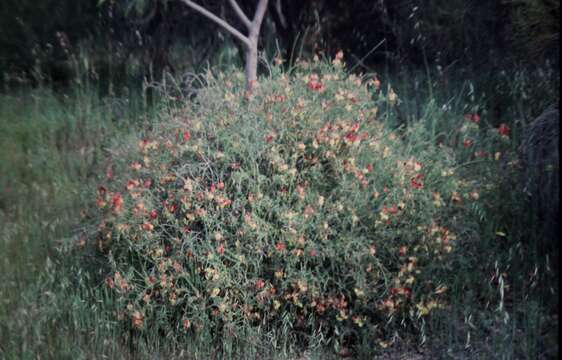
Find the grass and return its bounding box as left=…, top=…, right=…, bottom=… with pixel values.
left=0, top=59, right=558, bottom=359
left=0, top=88, right=146, bottom=357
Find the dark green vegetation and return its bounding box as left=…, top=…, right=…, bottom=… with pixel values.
left=0, top=0, right=559, bottom=359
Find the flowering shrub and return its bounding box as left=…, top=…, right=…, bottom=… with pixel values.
left=91, top=58, right=474, bottom=350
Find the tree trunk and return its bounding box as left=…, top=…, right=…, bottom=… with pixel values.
left=244, top=35, right=259, bottom=94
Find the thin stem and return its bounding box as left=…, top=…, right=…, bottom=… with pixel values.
left=179, top=0, right=250, bottom=48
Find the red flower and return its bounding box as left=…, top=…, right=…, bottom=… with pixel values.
left=106, top=167, right=114, bottom=180
left=149, top=209, right=158, bottom=219
left=498, top=123, right=510, bottom=137
left=307, top=74, right=324, bottom=92
left=182, top=130, right=191, bottom=141
left=463, top=138, right=473, bottom=148
left=96, top=197, right=107, bottom=208
left=399, top=246, right=408, bottom=256
left=464, top=113, right=480, bottom=124
left=216, top=244, right=225, bottom=255
left=390, top=287, right=412, bottom=298
left=410, top=173, right=424, bottom=190
left=308, top=81, right=324, bottom=91
left=366, top=164, right=374, bottom=173
left=344, top=132, right=359, bottom=143
left=126, top=179, right=139, bottom=191
left=350, top=122, right=360, bottom=133
left=255, top=279, right=266, bottom=290
left=143, top=178, right=152, bottom=188
left=265, top=134, right=275, bottom=143
left=275, top=242, right=286, bottom=252
left=112, top=193, right=124, bottom=213
left=216, top=197, right=232, bottom=208
left=383, top=205, right=398, bottom=214
left=97, top=186, right=107, bottom=197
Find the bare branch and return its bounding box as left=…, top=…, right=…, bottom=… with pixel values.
left=179, top=0, right=250, bottom=48
left=228, top=0, right=252, bottom=29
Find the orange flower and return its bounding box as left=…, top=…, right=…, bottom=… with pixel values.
left=114, top=272, right=128, bottom=291
left=304, top=205, right=315, bottom=218
left=131, top=311, right=144, bottom=329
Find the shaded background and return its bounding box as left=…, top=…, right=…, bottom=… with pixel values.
left=1, top=0, right=559, bottom=85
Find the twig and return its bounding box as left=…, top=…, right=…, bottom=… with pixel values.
left=348, top=38, right=386, bottom=73
left=179, top=0, right=250, bottom=48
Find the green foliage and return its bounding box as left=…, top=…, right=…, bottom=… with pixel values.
left=510, top=0, right=560, bottom=62
left=89, top=58, right=488, bottom=353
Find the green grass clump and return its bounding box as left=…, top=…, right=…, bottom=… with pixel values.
left=87, top=58, right=489, bottom=355
left=0, top=88, right=146, bottom=358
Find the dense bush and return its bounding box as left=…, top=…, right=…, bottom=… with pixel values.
left=91, top=57, right=487, bottom=352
